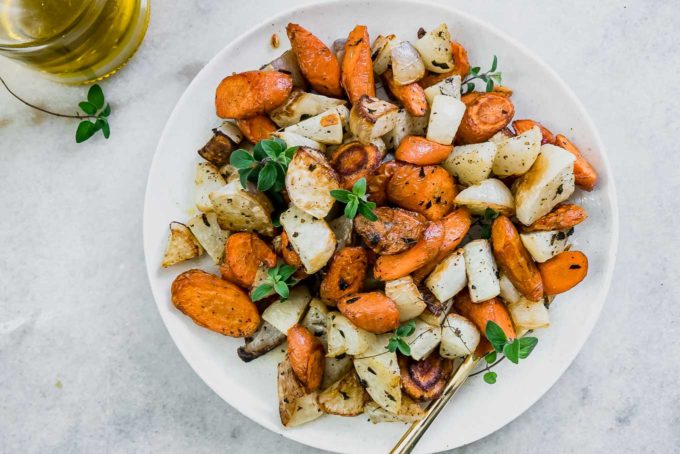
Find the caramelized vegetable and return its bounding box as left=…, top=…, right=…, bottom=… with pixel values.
left=387, top=164, right=457, bottom=220
left=456, top=92, right=515, bottom=144
left=554, top=134, right=598, bottom=191
left=236, top=115, right=277, bottom=143
left=215, top=70, right=293, bottom=119
left=220, top=232, right=277, bottom=287
left=417, top=41, right=470, bottom=88
left=329, top=141, right=383, bottom=189
left=320, top=247, right=368, bottom=305
left=524, top=203, right=588, bottom=232
left=512, top=119, right=555, bottom=145
left=337, top=292, right=400, bottom=333
left=280, top=230, right=305, bottom=274
left=382, top=69, right=428, bottom=117
left=538, top=251, right=588, bottom=295
left=395, top=135, right=452, bottom=165
left=172, top=269, right=260, bottom=337
left=354, top=206, right=427, bottom=255
left=286, top=23, right=343, bottom=97
left=491, top=216, right=543, bottom=301
left=287, top=324, right=325, bottom=391
left=342, top=25, right=375, bottom=104
left=454, top=291, right=516, bottom=341
left=366, top=160, right=401, bottom=205
left=412, top=208, right=472, bottom=283
left=399, top=353, right=453, bottom=401
left=374, top=221, right=444, bottom=281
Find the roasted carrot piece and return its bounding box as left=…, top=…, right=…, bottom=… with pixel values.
left=491, top=216, right=544, bottom=301
left=280, top=231, right=303, bottom=268
left=417, top=41, right=471, bottom=88
left=454, top=291, right=516, bottom=341
left=171, top=269, right=260, bottom=337
left=354, top=206, right=427, bottom=255
left=554, top=134, right=598, bottom=191
left=399, top=353, right=453, bottom=401
left=395, top=135, right=452, bottom=165
left=236, top=115, right=277, bottom=143
left=374, top=221, right=443, bottom=281
left=337, top=291, right=400, bottom=334
left=366, top=160, right=401, bottom=205
left=320, top=247, right=368, bottom=306
left=386, top=164, right=457, bottom=220
left=220, top=232, right=276, bottom=288
left=215, top=70, right=293, bottom=119
left=512, top=119, right=556, bottom=144
left=342, top=25, right=375, bottom=104
left=538, top=251, right=588, bottom=295
left=329, top=141, right=383, bottom=190
left=287, top=324, right=325, bottom=391
left=456, top=92, right=515, bottom=144
left=286, top=23, right=343, bottom=97
left=524, top=203, right=588, bottom=232
left=382, top=69, right=428, bottom=117
left=412, top=208, right=471, bottom=283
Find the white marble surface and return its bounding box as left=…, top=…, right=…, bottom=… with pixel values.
left=1, top=0, right=678, bottom=452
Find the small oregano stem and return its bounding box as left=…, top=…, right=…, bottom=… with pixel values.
left=0, top=75, right=97, bottom=120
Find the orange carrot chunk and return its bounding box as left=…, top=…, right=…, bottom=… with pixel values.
left=538, top=251, right=588, bottom=295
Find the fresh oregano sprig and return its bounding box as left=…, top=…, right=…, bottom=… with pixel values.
left=481, top=321, right=538, bottom=384
left=462, top=55, right=502, bottom=95
left=0, top=77, right=111, bottom=143
left=230, top=138, right=298, bottom=192
left=251, top=263, right=298, bottom=301
left=387, top=320, right=416, bottom=356
left=330, top=178, right=378, bottom=221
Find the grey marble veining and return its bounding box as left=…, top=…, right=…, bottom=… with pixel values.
left=1, top=0, right=678, bottom=452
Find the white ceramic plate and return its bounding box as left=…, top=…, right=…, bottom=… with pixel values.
left=143, top=1, right=618, bottom=452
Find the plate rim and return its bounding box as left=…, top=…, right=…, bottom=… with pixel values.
left=142, top=0, right=620, bottom=451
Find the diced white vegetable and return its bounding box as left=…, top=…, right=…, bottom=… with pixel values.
left=514, top=144, right=576, bottom=225
left=424, top=75, right=462, bottom=105
left=349, top=96, right=399, bottom=144
left=492, top=126, right=542, bottom=176
left=301, top=298, right=329, bottom=345
left=454, top=178, right=515, bottom=215
left=520, top=230, right=570, bottom=263
left=280, top=206, right=336, bottom=274
left=328, top=215, right=353, bottom=251
left=322, top=355, right=354, bottom=389
left=440, top=313, right=480, bottom=359
left=508, top=297, right=550, bottom=331
left=384, top=276, right=427, bottom=322
left=318, top=371, right=367, bottom=416
left=270, top=90, right=345, bottom=127
left=261, top=286, right=312, bottom=334
left=371, top=34, right=398, bottom=75
left=195, top=162, right=226, bottom=212
left=463, top=239, right=500, bottom=302
left=442, top=141, right=497, bottom=186
left=277, top=355, right=323, bottom=427
left=336, top=104, right=350, bottom=130
left=401, top=319, right=441, bottom=361
left=186, top=212, right=229, bottom=264
left=285, top=147, right=339, bottom=218
left=498, top=272, right=522, bottom=304
left=418, top=295, right=454, bottom=326
left=354, top=334, right=401, bottom=413
left=413, top=23, right=455, bottom=73
left=425, top=249, right=467, bottom=303
left=365, top=395, right=424, bottom=423
left=426, top=94, right=465, bottom=145
left=326, top=312, right=376, bottom=357
left=390, top=41, right=425, bottom=85
left=215, top=120, right=244, bottom=144
left=161, top=222, right=203, bottom=267
left=382, top=109, right=429, bottom=150
left=273, top=131, right=325, bottom=152
left=284, top=107, right=344, bottom=144
left=209, top=180, right=274, bottom=236
left=263, top=50, right=308, bottom=90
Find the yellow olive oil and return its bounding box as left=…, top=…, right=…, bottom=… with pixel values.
left=0, top=0, right=150, bottom=83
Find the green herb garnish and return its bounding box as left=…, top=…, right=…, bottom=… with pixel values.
left=462, top=55, right=502, bottom=94
left=330, top=178, right=378, bottom=221
left=251, top=263, right=298, bottom=301
left=481, top=321, right=538, bottom=384
left=387, top=320, right=416, bottom=356
left=479, top=207, right=500, bottom=239
left=230, top=138, right=298, bottom=192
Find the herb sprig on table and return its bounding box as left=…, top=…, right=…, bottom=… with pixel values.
left=0, top=77, right=112, bottom=143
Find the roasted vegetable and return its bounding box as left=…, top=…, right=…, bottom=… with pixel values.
left=387, top=164, right=457, bottom=220
left=366, top=160, right=401, bottom=205
left=198, top=128, right=236, bottom=167
left=215, top=70, right=293, bottom=119
left=186, top=212, right=229, bottom=265
left=507, top=297, right=550, bottom=331
left=374, top=221, right=443, bottom=281
left=382, top=69, right=428, bottom=117
left=441, top=141, right=496, bottom=186
left=285, top=147, right=340, bottom=218
left=220, top=232, right=276, bottom=287
left=317, top=371, right=368, bottom=416
left=288, top=324, right=325, bottom=391
left=277, top=355, right=323, bottom=427
left=390, top=41, right=426, bottom=85
left=440, top=313, right=480, bottom=359
left=329, top=141, right=383, bottom=189
left=455, top=178, right=515, bottom=216
left=512, top=119, right=556, bottom=145
left=520, top=230, right=570, bottom=263
left=426, top=94, right=466, bottom=145
left=195, top=162, right=226, bottom=213
left=342, top=25, right=375, bottom=104
left=425, top=249, right=467, bottom=303
left=365, top=395, right=425, bottom=423
left=492, top=125, right=542, bottom=177
left=235, top=115, right=277, bottom=143
left=162, top=222, right=203, bottom=267
left=320, top=247, right=368, bottom=305
left=261, top=49, right=308, bottom=90
left=453, top=291, right=516, bottom=342
left=270, top=89, right=346, bottom=127
left=463, top=239, right=501, bottom=302
left=538, top=251, right=588, bottom=295
left=370, top=34, right=397, bottom=76
left=326, top=312, right=376, bottom=357
left=402, top=318, right=442, bottom=360
left=423, top=74, right=461, bottom=105
left=413, top=23, right=455, bottom=73
left=394, top=135, right=452, bottom=165
left=354, top=334, right=401, bottom=413
left=261, top=286, right=313, bottom=333
left=286, top=23, right=343, bottom=97
left=209, top=179, right=274, bottom=236
left=349, top=96, right=399, bottom=144
left=456, top=92, right=515, bottom=144
left=280, top=206, right=337, bottom=274
left=237, top=321, right=286, bottom=362
left=284, top=107, right=345, bottom=144
left=524, top=203, right=587, bottom=232
left=399, top=352, right=453, bottom=401
left=354, top=206, right=426, bottom=255
left=338, top=292, right=400, bottom=334
left=384, top=276, right=427, bottom=321
left=171, top=270, right=260, bottom=337
left=554, top=134, right=598, bottom=191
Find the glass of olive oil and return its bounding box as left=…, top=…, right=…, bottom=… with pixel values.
left=0, top=0, right=150, bottom=84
